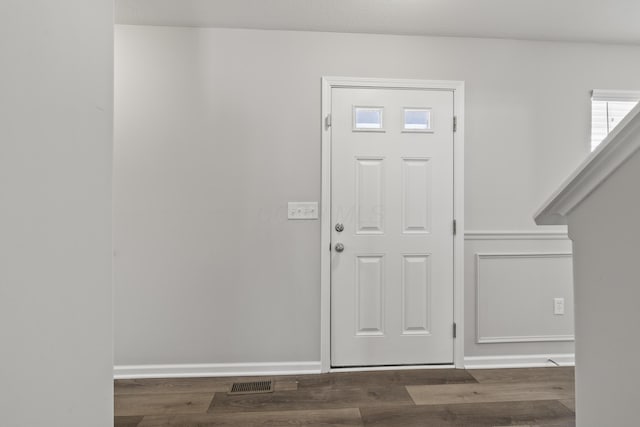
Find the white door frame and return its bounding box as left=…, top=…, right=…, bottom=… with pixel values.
left=320, top=76, right=465, bottom=372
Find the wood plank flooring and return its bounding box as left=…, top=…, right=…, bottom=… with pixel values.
left=115, top=367, right=575, bottom=426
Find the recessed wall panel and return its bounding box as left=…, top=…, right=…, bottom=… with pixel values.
left=402, top=158, right=431, bottom=234
left=356, top=158, right=384, bottom=234
left=356, top=255, right=384, bottom=336
left=476, top=253, right=574, bottom=343
left=402, top=255, right=431, bottom=335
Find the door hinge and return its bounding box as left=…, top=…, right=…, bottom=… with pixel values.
left=453, top=219, right=457, bottom=235
left=325, top=114, right=332, bottom=129
left=453, top=322, right=457, bottom=338
left=453, top=116, right=457, bottom=133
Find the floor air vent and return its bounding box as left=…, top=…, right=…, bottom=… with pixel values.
left=228, top=380, right=274, bottom=395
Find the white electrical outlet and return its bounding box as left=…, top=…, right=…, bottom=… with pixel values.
left=554, top=298, right=565, bottom=315
left=287, top=202, right=319, bottom=220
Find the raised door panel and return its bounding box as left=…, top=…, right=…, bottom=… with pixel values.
left=356, top=158, right=385, bottom=234
left=402, top=158, right=432, bottom=234
left=402, top=255, right=431, bottom=335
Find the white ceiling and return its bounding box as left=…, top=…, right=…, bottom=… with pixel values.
left=115, top=0, right=640, bottom=45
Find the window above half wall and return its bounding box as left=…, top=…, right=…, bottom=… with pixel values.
left=591, top=89, right=640, bottom=151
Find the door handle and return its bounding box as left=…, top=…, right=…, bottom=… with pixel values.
left=334, top=243, right=345, bottom=253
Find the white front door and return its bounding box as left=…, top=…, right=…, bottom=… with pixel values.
left=330, top=87, right=455, bottom=367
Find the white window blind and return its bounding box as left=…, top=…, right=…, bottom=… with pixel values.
left=591, top=90, right=640, bottom=151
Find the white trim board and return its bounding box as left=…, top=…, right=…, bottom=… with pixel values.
left=464, top=354, right=575, bottom=369
left=113, top=361, right=321, bottom=380
left=464, top=230, right=569, bottom=240
left=320, top=76, right=465, bottom=372
left=592, top=89, right=640, bottom=102
left=477, top=334, right=575, bottom=344
left=331, top=364, right=455, bottom=373
left=535, top=100, right=640, bottom=225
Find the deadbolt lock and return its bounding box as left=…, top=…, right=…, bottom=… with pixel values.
left=335, top=223, right=344, bottom=232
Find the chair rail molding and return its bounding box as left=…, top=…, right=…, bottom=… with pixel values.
left=464, top=230, right=569, bottom=240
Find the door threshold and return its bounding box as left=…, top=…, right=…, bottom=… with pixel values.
left=329, top=364, right=456, bottom=373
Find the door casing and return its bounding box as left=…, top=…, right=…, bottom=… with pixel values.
left=320, top=77, right=465, bottom=372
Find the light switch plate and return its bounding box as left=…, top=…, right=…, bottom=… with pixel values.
left=288, top=202, right=319, bottom=220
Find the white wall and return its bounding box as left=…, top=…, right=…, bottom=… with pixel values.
left=0, top=2, right=113, bottom=426
left=114, top=25, right=640, bottom=370
left=569, top=148, right=640, bottom=427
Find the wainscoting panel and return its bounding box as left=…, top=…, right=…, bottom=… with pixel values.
left=476, top=252, right=574, bottom=344
left=463, top=231, right=575, bottom=364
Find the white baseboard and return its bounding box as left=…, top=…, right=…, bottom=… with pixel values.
left=113, top=361, right=322, bottom=379
left=114, top=355, right=574, bottom=379
left=464, top=354, right=575, bottom=369
left=331, top=364, right=455, bottom=373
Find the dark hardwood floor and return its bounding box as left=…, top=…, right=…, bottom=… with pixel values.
left=115, top=367, right=575, bottom=426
